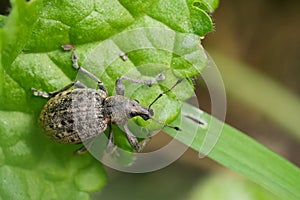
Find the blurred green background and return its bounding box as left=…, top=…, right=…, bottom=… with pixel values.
left=1, top=0, right=299, bottom=199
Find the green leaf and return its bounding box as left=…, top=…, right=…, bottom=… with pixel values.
left=0, top=0, right=215, bottom=199
left=0, top=111, right=107, bottom=200
left=192, top=0, right=219, bottom=13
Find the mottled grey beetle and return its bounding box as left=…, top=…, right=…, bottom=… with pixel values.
left=32, top=45, right=182, bottom=154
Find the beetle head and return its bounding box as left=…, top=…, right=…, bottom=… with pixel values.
left=128, top=99, right=154, bottom=120
left=104, top=96, right=153, bottom=125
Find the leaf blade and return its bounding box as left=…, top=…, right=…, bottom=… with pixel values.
left=166, top=103, right=300, bottom=200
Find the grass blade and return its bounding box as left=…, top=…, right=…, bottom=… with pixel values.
left=166, top=103, right=300, bottom=200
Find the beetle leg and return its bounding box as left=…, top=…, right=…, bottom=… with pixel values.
left=31, top=81, right=82, bottom=98
left=31, top=88, right=52, bottom=98
left=74, top=81, right=87, bottom=88
left=106, top=124, right=117, bottom=153
left=115, top=71, right=166, bottom=96
left=74, top=145, right=88, bottom=155
left=74, top=139, right=94, bottom=154
left=123, top=124, right=141, bottom=151
left=76, top=65, right=107, bottom=93
left=63, top=45, right=108, bottom=94
left=138, top=137, right=151, bottom=152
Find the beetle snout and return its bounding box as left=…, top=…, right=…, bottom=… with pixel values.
left=130, top=104, right=154, bottom=121
left=139, top=108, right=153, bottom=120
left=148, top=108, right=154, bottom=116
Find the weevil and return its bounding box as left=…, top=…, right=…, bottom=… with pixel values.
left=32, top=45, right=182, bottom=154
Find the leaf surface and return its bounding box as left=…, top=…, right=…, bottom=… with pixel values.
left=0, top=0, right=216, bottom=199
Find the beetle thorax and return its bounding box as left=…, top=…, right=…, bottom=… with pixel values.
left=104, top=95, right=154, bottom=125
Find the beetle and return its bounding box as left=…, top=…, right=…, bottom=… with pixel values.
left=31, top=45, right=182, bottom=154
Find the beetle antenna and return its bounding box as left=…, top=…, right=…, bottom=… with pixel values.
left=150, top=117, right=181, bottom=131
left=148, top=78, right=184, bottom=109
left=147, top=78, right=184, bottom=131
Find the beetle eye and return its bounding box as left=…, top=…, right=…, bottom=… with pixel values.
left=133, top=99, right=139, bottom=103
